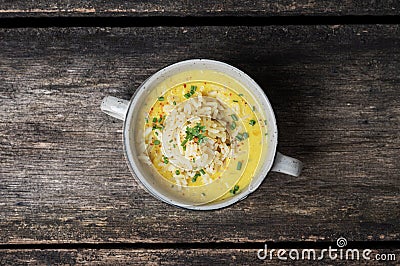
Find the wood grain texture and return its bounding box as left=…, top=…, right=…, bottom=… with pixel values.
left=0, top=25, right=399, bottom=244
left=0, top=249, right=399, bottom=265
left=0, top=0, right=399, bottom=17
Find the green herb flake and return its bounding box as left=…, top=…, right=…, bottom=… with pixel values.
left=238, top=93, right=244, bottom=97
left=158, top=96, right=165, bottom=101
left=252, top=106, right=256, bottom=111
left=154, top=140, right=160, bottom=145
left=192, top=172, right=201, bottom=182
left=249, top=119, right=256, bottom=126
left=230, top=184, right=240, bottom=194
left=201, top=192, right=206, bottom=196
left=236, top=161, right=242, bottom=170
left=145, top=118, right=148, bottom=123
left=230, top=122, right=236, bottom=130
left=181, top=139, right=188, bottom=147
left=155, top=131, right=159, bottom=136
left=164, top=157, right=169, bottom=164
left=233, top=100, right=238, bottom=103
left=175, top=170, right=180, bottom=175
left=169, top=139, right=173, bottom=143
left=158, top=116, right=163, bottom=122
left=236, top=133, right=244, bottom=141
left=264, top=120, right=267, bottom=125
left=173, top=101, right=176, bottom=105
left=242, top=132, right=249, bottom=139
left=198, top=136, right=207, bottom=144
left=231, top=114, right=239, bottom=121
left=183, top=85, right=198, bottom=100
left=173, top=144, right=176, bottom=148
left=200, top=169, right=206, bottom=175
left=183, top=123, right=207, bottom=146
left=152, top=117, right=157, bottom=123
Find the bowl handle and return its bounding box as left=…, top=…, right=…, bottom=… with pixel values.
left=100, top=96, right=129, bottom=121
left=271, top=152, right=303, bottom=177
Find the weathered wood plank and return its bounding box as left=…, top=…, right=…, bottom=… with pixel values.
left=0, top=25, right=399, bottom=244
left=0, top=249, right=398, bottom=265
left=0, top=1, right=399, bottom=17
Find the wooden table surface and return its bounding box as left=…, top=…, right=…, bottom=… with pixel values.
left=0, top=2, right=399, bottom=265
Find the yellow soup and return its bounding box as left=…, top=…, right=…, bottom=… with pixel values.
left=137, top=69, right=268, bottom=203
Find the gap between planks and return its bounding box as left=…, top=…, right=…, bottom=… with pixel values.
left=0, top=15, right=399, bottom=28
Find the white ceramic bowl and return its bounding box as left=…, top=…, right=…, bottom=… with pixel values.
left=101, top=59, right=302, bottom=210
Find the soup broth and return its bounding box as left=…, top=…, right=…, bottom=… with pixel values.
left=135, top=70, right=268, bottom=203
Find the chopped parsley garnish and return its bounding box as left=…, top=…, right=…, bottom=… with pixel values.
left=163, top=156, right=169, bottom=164
left=152, top=117, right=157, bottom=123
left=181, top=123, right=207, bottom=149
left=236, top=133, right=244, bottom=141
left=175, top=170, right=180, bottom=175
left=158, top=96, right=165, bottom=101
left=192, top=172, right=201, bottom=182
left=264, top=120, right=267, bottom=125
left=231, top=114, right=238, bottom=121
left=198, top=136, right=207, bottom=144
left=200, top=169, right=206, bottom=175
left=158, top=116, right=163, bottom=122
left=145, top=118, right=148, bottom=123
left=155, top=131, right=158, bottom=136
left=249, top=119, right=256, bottom=126
left=152, top=124, right=163, bottom=131
left=238, top=93, right=244, bottom=96
left=236, top=161, right=242, bottom=170
left=230, top=122, right=236, bottom=130
left=236, top=132, right=249, bottom=141
left=230, top=185, right=240, bottom=194
left=233, top=100, right=238, bottom=103
left=173, top=101, right=176, bottom=105
left=181, top=139, right=188, bottom=147
left=183, top=85, right=197, bottom=99
left=154, top=140, right=160, bottom=145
